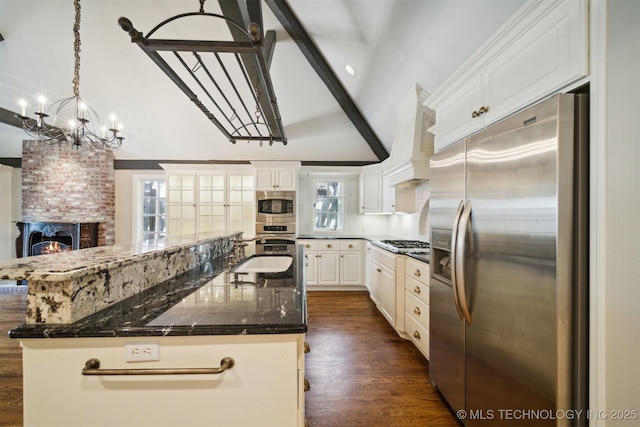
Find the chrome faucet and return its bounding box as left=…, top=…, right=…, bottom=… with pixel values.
left=232, top=234, right=279, bottom=258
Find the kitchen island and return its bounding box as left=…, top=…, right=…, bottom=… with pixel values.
left=6, top=236, right=308, bottom=427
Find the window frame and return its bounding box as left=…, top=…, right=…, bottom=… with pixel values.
left=313, top=179, right=344, bottom=232
left=132, top=175, right=167, bottom=245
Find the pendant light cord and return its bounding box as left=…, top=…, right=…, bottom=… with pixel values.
left=72, top=0, right=81, bottom=98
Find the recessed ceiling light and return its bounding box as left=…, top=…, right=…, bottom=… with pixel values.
left=345, top=64, right=356, bottom=77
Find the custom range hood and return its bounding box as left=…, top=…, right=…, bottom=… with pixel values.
left=383, top=84, right=435, bottom=186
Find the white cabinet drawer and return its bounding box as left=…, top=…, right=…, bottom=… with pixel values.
left=405, top=274, right=429, bottom=305
left=405, top=310, right=429, bottom=359
left=405, top=291, right=429, bottom=331
left=318, top=240, right=338, bottom=250
left=340, top=240, right=364, bottom=251
left=371, top=245, right=396, bottom=270
left=297, top=240, right=318, bottom=251
left=405, top=258, right=429, bottom=286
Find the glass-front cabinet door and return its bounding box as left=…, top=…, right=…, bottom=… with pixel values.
left=168, top=174, right=196, bottom=236
left=198, top=174, right=226, bottom=234
left=226, top=174, right=255, bottom=236
left=167, top=169, right=254, bottom=237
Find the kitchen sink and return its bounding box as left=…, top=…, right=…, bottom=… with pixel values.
left=232, top=254, right=293, bottom=273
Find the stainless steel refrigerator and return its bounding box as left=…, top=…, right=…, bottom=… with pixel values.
left=429, top=93, right=588, bottom=426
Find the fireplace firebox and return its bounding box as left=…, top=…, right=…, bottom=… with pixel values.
left=16, top=222, right=102, bottom=258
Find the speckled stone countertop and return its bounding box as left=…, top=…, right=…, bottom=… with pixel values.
left=298, top=235, right=430, bottom=263
left=0, top=232, right=242, bottom=324
left=9, top=244, right=307, bottom=339
left=0, top=232, right=237, bottom=281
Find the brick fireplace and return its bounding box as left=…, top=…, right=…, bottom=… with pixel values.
left=20, top=140, right=115, bottom=252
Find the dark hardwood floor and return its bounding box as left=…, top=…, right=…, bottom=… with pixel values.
left=0, top=291, right=26, bottom=427
left=305, top=291, right=459, bottom=427
left=0, top=290, right=459, bottom=427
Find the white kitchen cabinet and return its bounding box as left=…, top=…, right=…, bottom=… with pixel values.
left=369, top=245, right=397, bottom=325
left=365, top=241, right=373, bottom=291
left=252, top=161, right=300, bottom=191
left=359, top=163, right=394, bottom=214
left=298, top=239, right=364, bottom=288
left=428, top=0, right=588, bottom=151
left=359, top=164, right=382, bottom=213
left=339, top=240, right=364, bottom=286
left=404, top=257, right=430, bottom=359
left=299, top=240, right=337, bottom=286
left=432, top=75, right=484, bottom=151
left=21, top=334, right=306, bottom=427
left=164, top=166, right=255, bottom=237
left=317, top=249, right=340, bottom=285
left=302, top=243, right=318, bottom=284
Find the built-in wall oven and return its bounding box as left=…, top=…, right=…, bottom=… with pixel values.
left=255, top=236, right=296, bottom=253
left=255, top=191, right=296, bottom=253
left=256, top=191, right=295, bottom=224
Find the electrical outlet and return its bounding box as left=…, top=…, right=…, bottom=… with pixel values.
left=125, top=342, right=160, bottom=362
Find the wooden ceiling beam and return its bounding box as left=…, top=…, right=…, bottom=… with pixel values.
left=265, top=0, right=388, bottom=161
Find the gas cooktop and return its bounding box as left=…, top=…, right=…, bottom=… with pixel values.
left=376, top=239, right=430, bottom=254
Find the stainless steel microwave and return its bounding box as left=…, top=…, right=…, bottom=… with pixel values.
left=256, top=191, right=295, bottom=223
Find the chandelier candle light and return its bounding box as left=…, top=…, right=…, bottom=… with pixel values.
left=16, top=0, right=124, bottom=150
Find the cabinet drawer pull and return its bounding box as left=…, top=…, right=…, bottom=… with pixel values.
left=472, top=110, right=480, bottom=118
left=304, top=341, right=310, bottom=354
left=304, top=377, right=310, bottom=392
left=413, top=331, right=421, bottom=339
left=82, top=357, right=235, bottom=376
left=326, top=244, right=332, bottom=248
left=479, top=105, right=489, bottom=114
left=305, top=244, right=311, bottom=249
left=377, top=268, right=382, bottom=273
left=414, top=269, right=421, bottom=277
left=348, top=244, right=354, bottom=249
left=414, top=306, right=421, bottom=315
left=413, top=286, right=421, bottom=294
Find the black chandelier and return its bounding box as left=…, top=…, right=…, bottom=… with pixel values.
left=15, top=0, right=124, bottom=150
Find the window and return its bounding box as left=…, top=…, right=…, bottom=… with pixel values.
left=314, top=180, right=343, bottom=231
left=140, top=179, right=166, bottom=244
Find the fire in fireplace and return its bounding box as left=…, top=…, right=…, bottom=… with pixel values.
left=32, top=240, right=72, bottom=255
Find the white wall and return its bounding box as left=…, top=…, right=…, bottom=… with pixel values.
left=0, top=165, right=22, bottom=260
left=591, top=1, right=640, bottom=424
left=297, top=167, right=428, bottom=240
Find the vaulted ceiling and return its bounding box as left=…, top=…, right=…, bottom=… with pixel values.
left=0, top=0, right=525, bottom=165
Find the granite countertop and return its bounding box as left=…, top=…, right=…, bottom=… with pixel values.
left=296, top=236, right=430, bottom=263
left=296, top=235, right=394, bottom=241
left=0, top=231, right=238, bottom=281
left=406, top=253, right=430, bottom=264
left=9, top=244, right=307, bottom=339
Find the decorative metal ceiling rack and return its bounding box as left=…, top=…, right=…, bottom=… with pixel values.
left=118, top=0, right=286, bottom=146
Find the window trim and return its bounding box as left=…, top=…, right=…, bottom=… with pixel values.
left=313, top=178, right=344, bottom=232
left=132, top=175, right=167, bottom=244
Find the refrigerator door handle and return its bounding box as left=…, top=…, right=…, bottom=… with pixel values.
left=455, top=200, right=473, bottom=325
left=450, top=200, right=465, bottom=321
